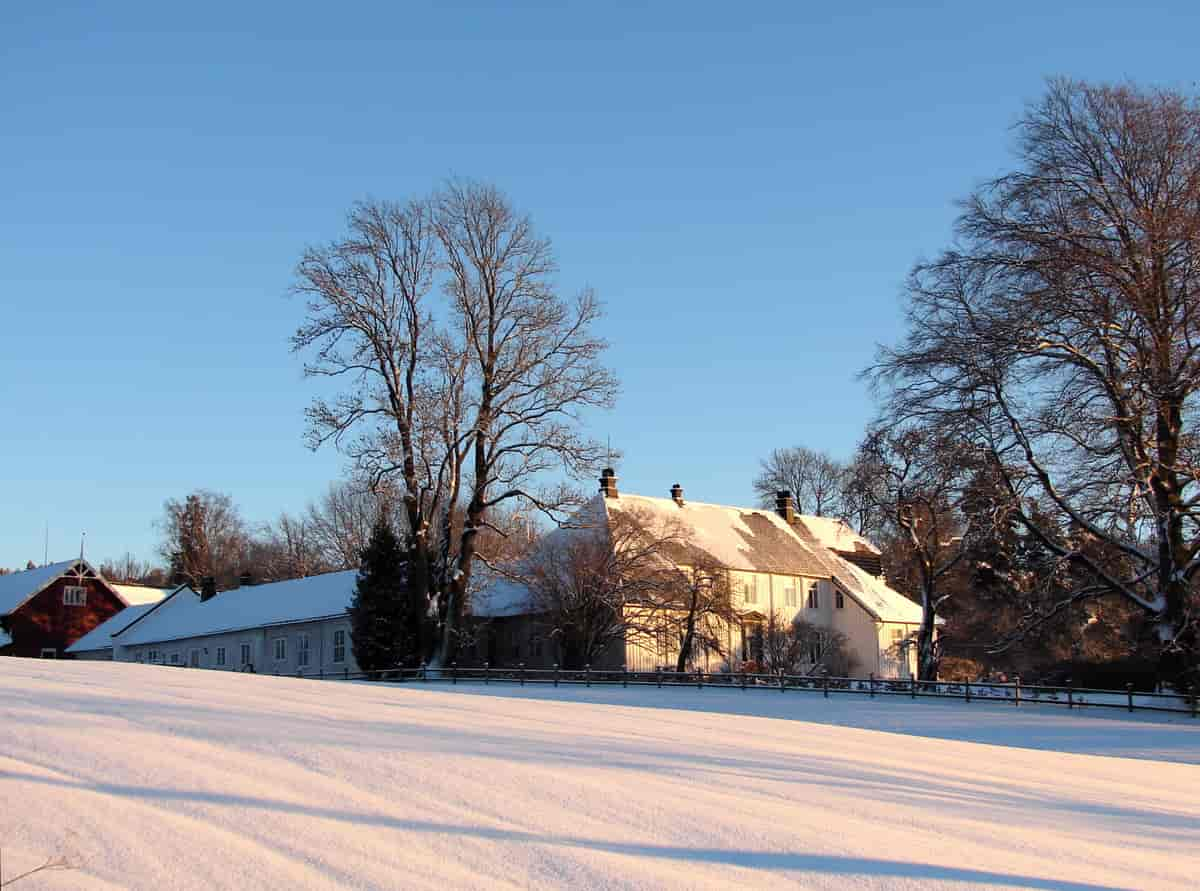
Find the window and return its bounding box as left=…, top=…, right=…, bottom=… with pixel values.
left=892, top=627, right=906, bottom=642
left=273, top=637, right=287, bottom=661
left=216, top=647, right=226, bottom=667
left=835, top=589, right=845, bottom=609
left=332, top=630, right=346, bottom=664
left=785, top=582, right=798, bottom=607
left=240, top=643, right=252, bottom=666
left=40, top=648, right=57, bottom=659
left=170, top=653, right=180, bottom=664
left=148, top=649, right=160, bottom=663
left=297, top=633, right=310, bottom=667
left=743, top=577, right=757, bottom=604
left=62, top=585, right=87, bottom=606
left=806, top=582, right=820, bottom=609
left=189, top=649, right=201, bottom=668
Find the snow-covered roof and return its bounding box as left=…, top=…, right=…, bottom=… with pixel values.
left=116, top=571, right=358, bottom=646
left=604, top=494, right=832, bottom=577
left=110, top=584, right=173, bottom=606
left=471, top=491, right=922, bottom=625
left=66, top=602, right=162, bottom=653
left=794, top=515, right=880, bottom=556
left=0, top=560, right=82, bottom=615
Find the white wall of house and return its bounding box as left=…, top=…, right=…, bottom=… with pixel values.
left=115, top=616, right=359, bottom=676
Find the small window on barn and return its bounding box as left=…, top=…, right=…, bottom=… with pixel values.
left=297, top=633, right=310, bottom=667
left=148, top=649, right=159, bottom=663
left=835, top=589, right=845, bottom=609
left=806, top=582, right=819, bottom=609
left=784, top=582, right=798, bottom=607
left=62, top=585, right=87, bottom=606
left=170, top=653, right=180, bottom=664
left=273, top=638, right=287, bottom=661
left=216, top=647, right=226, bottom=667
left=40, top=648, right=57, bottom=659
left=332, top=630, right=346, bottom=663
left=240, top=643, right=252, bottom=666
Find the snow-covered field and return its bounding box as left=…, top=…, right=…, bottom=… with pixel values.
left=1, top=660, right=1198, bottom=890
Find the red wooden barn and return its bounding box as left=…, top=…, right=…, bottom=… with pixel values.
left=0, top=559, right=131, bottom=659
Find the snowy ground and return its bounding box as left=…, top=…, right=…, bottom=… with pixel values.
left=1, top=660, right=1198, bottom=890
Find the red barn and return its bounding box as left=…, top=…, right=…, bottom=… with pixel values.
left=0, top=560, right=130, bottom=659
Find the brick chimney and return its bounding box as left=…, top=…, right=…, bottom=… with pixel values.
left=599, top=467, right=619, bottom=498
left=775, top=490, right=796, bottom=525
left=200, top=576, right=217, bottom=602
left=670, top=483, right=684, bottom=506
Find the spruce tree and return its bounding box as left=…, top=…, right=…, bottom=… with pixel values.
left=348, top=515, right=411, bottom=674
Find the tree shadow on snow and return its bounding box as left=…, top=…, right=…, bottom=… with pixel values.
left=2, top=769, right=1136, bottom=891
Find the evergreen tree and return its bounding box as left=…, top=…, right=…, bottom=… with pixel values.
left=348, top=515, right=412, bottom=674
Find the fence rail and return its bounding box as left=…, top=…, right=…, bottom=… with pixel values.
left=273, top=662, right=1199, bottom=718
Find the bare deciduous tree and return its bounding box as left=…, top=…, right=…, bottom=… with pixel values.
left=158, top=490, right=247, bottom=587
left=753, top=447, right=848, bottom=519
left=872, top=79, right=1200, bottom=689
left=293, top=181, right=618, bottom=663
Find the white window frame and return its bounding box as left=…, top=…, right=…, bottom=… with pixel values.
left=332, top=629, right=346, bottom=664
left=743, top=576, right=757, bottom=604
left=216, top=646, right=226, bottom=667
left=240, top=642, right=252, bottom=666
left=62, top=585, right=87, bottom=606
left=40, top=647, right=57, bottom=659
left=784, top=582, right=798, bottom=607
left=297, top=633, right=310, bottom=667
left=170, top=653, right=180, bottom=665
left=807, top=582, right=820, bottom=609
left=273, top=637, right=287, bottom=662
left=148, top=649, right=160, bottom=663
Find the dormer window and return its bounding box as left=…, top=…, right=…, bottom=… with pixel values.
left=62, top=585, right=87, bottom=606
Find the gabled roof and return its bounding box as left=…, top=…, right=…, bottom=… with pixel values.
left=66, top=602, right=162, bottom=653
left=110, top=584, right=174, bottom=606
left=0, top=560, right=97, bottom=616
left=603, top=494, right=832, bottom=577
left=115, top=571, right=358, bottom=647
left=472, top=491, right=922, bottom=624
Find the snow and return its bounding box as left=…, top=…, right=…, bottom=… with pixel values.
left=830, top=557, right=925, bottom=624
left=471, top=576, right=534, bottom=618
left=0, top=560, right=76, bottom=615
left=110, top=584, right=174, bottom=606
left=795, top=514, right=881, bottom=556
left=2, top=659, right=1198, bottom=890
left=116, top=571, right=357, bottom=647
left=66, top=603, right=162, bottom=654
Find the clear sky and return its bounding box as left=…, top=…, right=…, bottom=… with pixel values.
left=2, top=1, right=1198, bottom=570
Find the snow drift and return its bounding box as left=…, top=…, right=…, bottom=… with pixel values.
left=1, top=659, right=1197, bottom=889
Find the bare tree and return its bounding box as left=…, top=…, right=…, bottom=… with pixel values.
left=306, top=480, right=396, bottom=570
left=853, top=427, right=976, bottom=680
left=251, top=513, right=333, bottom=580
left=872, top=79, right=1200, bottom=690
left=99, top=552, right=158, bottom=584
left=158, top=490, right=247, bottom=587
left=293, top=182, right=618, bottom=663
left=753, top=447, right=848, bottom=518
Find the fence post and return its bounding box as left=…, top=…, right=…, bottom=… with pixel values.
left=964, top=679, right=971, bottom=703
left=779, top=671, right=785, bottom=693
left=697, top=667, right=703, bottom=690
left=656, top=669, right=662, bottom=689
left=869, top=672, right=875, bottom=698
left=452, top=662, right=457, bottom=685
left=520, top=663, right=526, bottom=686
left=622, top=665, right=628, bottom=688
left=343, top=666, right=348, bottom=680
left=1014, top=675, right=1021, bottom=707
left=586, top=664, right=591, bottom=688
left=1067, top=678, right=1073, bottom=709
left=1126, top=682, right=1134, bottom=713
left=740, top=670, right=747, bottom=691
left=484, top=662, right=490, bottom=685
left=554, top=663, right=559, bottom=688
left=1191, top=692, right=1198, bottom=719
left=823, top=674, right=829, bottom=698
left=910, top=675, right=916, bottom=699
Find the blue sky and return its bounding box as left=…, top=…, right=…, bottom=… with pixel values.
left=2, top=1, right=1197, bottom=569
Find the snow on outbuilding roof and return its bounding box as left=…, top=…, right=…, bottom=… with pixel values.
left=110, top=584, right=173, bottom=606
left=0, top=560, right=83, bottom=615
left=116, top=571, right=358, bottom=647
left=66, top=602, right=162, bottom=653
